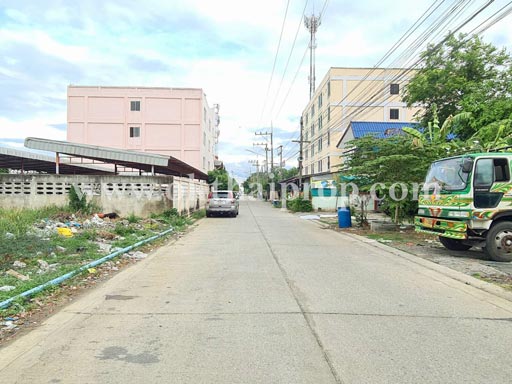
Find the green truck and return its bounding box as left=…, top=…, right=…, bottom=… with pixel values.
left=415, top=152, right=512, bottom=262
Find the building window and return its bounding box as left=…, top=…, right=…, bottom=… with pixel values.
left=318, top=115, right=322, bottom=131
left=327, top=131, right=330, bottom=146
left=318, top=93, right=322, bottom=109
left=311, top=163, right=315, bottom=174
left=204, top=107, right=207, bottom=122
left=305, top=114, right=308, bottom=125
left=208, top=161, right=210, bottom=170
left=328, top=106, right=331, bottom=122
left=318, top=160, right=322, bottom=173
left=311, top=104, right=315, bottom=118
left=311, top=144, right=315, bottom=157
left=203, top=156, right=206, bottom=168
left=318, top=138, right=322, bottom=152
left=390, top=83, right=399, bottom=95
left=328, top=81, right=331, bottom=97
left=305, top=131, right=309, bottom=141
left=311, top=123, right=315, bottom=136
left=390, top=108, right=399, bottom=120
left=129, top=127, right=140, bottom=137
left=203, top=132, right=206, bottom=145
left=305, top=166, right=309, bottom=175
left=305, top=149, right=308, bottom=160
left=327, top=156, right=330, bottom=170
left=130, top=101, right=140, bottom=111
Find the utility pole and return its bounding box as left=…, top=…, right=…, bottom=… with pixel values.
left=304, top=14, right=321, bottom=99
left=255, top=129, right=273, bottom=174
left=253, top=142, right=269, bottom=174
left=248, top=160, right=260, bottom=185
left=292, top=117, right=310, bottom=191
left=277, top=145, right=283, bottom=168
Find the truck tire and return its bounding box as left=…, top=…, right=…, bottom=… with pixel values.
left=438, top=236, right=472, bottom=251
left=484, top=221, right=512, bottom=262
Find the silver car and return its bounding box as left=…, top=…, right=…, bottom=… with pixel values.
left=206, top=190, right=239, bottom=217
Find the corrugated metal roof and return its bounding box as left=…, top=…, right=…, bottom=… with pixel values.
left=351, top=121, right=420, bottom=139
left=25, top=137, right=170, bottom=166
left=0, top=147, right=114, bottom=175
left=24, top=137, right=208, bottom=180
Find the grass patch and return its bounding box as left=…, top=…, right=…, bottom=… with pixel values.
left=191, top=209, right=206, bottom=220
left=364, top=232, right=412, bottom=242
left=0, top=206, right=71, bottom=237
left=0, top=205, right=200, bottom=316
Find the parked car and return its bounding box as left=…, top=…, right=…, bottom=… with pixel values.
left=206, top=190, right=239, bottom=217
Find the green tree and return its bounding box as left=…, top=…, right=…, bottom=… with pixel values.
left=403, top=33, right=512, bottom=140
left=207, top=169, right=239, bottom=191
left=343, top=134, right=443, bottom=224
left=402, top=104, right=471, bottom=150
left=274, top=166, right=298, bottom=183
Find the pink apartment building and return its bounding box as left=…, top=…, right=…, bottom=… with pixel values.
left=67, top=86, right=220, bottom=173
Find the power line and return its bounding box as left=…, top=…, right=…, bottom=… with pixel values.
left=303, top=0, right=497, bottom=149
left=258, top=0, right=291, bottom=127
left=299, top=0, right=506, bottom=175
left=268, top=0, right=310, bottom=119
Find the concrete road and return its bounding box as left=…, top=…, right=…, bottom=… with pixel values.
left=1, top=200, right=512, bottom=383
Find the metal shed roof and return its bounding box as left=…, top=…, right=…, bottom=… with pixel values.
left=24, top=137, right=208, bottom=180
left=336, top=121, right=421, bottom=148
left=0, top=147, right=114, bottom=175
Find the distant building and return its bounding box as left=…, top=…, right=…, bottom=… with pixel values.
left=300, top=67, right=421, bottom=181
left=67, top=86, right=220, bottom=174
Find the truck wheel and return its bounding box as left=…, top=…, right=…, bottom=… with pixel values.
left=438, top=236, right=472, bottom=251
left=484, top=221, right=512, bottom=262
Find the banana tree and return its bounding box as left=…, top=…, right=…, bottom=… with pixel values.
left=403, top=104, right=471, bottom=148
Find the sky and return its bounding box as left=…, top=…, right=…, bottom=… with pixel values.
left=1, top=0, right=512, bottom=181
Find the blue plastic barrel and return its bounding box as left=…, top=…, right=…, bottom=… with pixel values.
left=337, top=207, right=352, bottom=228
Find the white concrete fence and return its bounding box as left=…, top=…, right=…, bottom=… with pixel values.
left=0, top=174, right=209, bottom=217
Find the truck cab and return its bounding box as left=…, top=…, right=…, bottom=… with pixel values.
left=415, top=153, right=512, bottom=262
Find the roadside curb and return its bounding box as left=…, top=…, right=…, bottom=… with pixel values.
left=304, top=217, right=512, bottom=304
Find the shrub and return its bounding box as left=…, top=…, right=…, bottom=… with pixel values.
left=68, top=185, right=101, bottom=215
left=127, top=213, right=140, bottom=223
left=286, top=197, right=313, bottom=212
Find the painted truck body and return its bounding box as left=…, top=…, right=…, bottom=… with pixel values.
left=414, top=152, right=512, bottom=262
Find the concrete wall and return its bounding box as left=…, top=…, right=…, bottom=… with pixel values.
left=67, top=86, right=219, bottom=173
left=0, top=174, right=209, bottom=217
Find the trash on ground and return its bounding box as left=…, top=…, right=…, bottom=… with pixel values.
left=0, top=285, right=16, bottom=292
left=1, top=321, right=17, bottom=330
left=97, top=212, right=119, bottom=219
left=13, top=260, right=27, bottom=269
left=125, top=251, right=147, bottom=259
left=4, top=232, right=15, bottom=240
left=37, top=260, right=50, bottom=271
left=57, top=227, right=73, bottom=237
left=300, top=215, right=321, bottom=220
left=87, top=268, right=97, bottom=274
left=6, top=269, right=30, bottom=281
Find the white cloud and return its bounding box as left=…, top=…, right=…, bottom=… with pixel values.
left=0, top=115, right=67, bottom=141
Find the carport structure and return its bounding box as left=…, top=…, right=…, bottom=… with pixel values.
left=15, top=137, right=208, bottom=180
left=0, top=147, right=114, bottom=175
